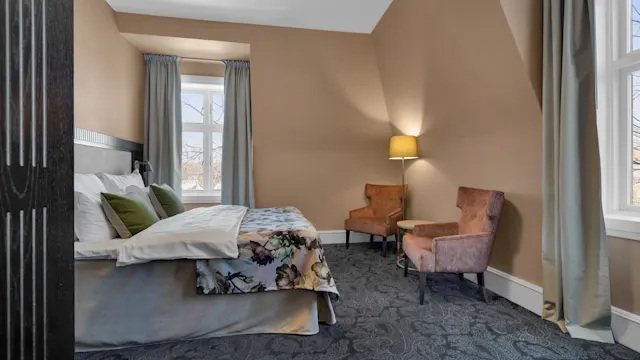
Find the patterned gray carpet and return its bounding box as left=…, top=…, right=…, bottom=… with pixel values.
left=76, top=243, right=638, bottom=360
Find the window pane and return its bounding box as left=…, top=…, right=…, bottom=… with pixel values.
left=632, top=0, right=640, bottom=51
left=181, top=92, right=204, bottom=123
left=211, top=92, right=224, bottom=125
left=182, top=132, right=204, bottom=192
left=633, top=72, right=640, bottom=204
left=211, top=132, right=223, bottom=192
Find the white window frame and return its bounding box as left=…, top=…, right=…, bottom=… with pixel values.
left=181, top=75, right=224, bottom=204
left=596, top=0, right=640, bottom=240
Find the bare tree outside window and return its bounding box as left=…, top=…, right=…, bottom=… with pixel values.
left=632, top=73, right=640, bottom=204
left=632, top=1, right=640, bottom=50
left=631, top=1, right=640, bottom=203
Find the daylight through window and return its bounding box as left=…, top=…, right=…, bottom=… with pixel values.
left=181, top=76, right=224, bottom=203
left=596, top=0, right=640, bottom=239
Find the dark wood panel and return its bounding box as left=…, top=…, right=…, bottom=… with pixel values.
left=44, top=0, right=74, bottom=357
left=0, top=0, right=74, bottom=359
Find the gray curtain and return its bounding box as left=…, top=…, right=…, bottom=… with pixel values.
left=221, top=60, right=255, bottom=207
left=542, top=0, right=613, bottom=343
left=143, top=54, right=182, bottom=195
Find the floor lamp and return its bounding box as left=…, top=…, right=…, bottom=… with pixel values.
left=389, top=135, right=418, bottom=220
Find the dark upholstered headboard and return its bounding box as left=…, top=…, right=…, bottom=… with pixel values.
left=73, top=128, right=143, bottom=175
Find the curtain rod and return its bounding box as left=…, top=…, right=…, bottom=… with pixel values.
left=181, top=57, right=225, bottom=64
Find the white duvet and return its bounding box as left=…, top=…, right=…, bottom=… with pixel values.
left=116, top=205, right=248, bottom=266
left=74, top=239, right=126, bottom=260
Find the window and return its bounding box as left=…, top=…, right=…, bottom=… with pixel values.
left=596, top=0, right=640, bottom=240
left=181, top=75, right=224, bottom=203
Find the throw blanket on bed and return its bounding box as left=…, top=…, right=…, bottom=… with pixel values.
left=196, top=207, right=339, bottom=297
left=117, top=205, right=248, bottom=266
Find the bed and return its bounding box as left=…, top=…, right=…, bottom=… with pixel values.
left=73, top=133, right=338, bottom=352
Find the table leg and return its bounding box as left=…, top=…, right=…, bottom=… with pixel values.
left=396, top=229, right=405, bottom=269
left=396, top=228, right=419, bottom=271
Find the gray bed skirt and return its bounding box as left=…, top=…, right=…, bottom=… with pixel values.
left=75, top=259, right=336, bottom=352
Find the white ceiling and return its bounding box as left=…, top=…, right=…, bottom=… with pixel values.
left=106, top=0, right=393, bottom=34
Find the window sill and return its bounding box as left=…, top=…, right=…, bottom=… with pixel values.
left=605, top=214, right=640, bottom=241
left=182, top=194, right=221, bottom=204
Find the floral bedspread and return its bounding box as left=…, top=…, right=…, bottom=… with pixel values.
left=196, top=207, right=339, bottom=297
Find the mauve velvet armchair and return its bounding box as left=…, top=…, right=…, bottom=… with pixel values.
left=403, top=187, right=504, bottom=304
left=345, top=184, right=407, bottom=257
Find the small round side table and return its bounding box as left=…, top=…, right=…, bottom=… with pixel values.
left=396, top=220, right=434, bottom=270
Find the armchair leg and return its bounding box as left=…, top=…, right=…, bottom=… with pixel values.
left=404, top=254, right=408, bottom=277
left=393, top=233, right=398, bottom=255
left=369, top=234, right=374, bottom=249
left=346, top=230, right=350, bottom=249
left=477, top=272, right=488, bottom=303
left=419, top=272, right=426, bottom=305
left=382, top=236, right=388, bottom=257
left=458, top=273, right=465, bottom=281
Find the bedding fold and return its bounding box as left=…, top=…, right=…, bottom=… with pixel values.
left=75, top=239, right=126, bottom=260
left=116, top=205, right=248, bottom=266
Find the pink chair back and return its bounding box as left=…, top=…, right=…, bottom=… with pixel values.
left=456, top=187, right=504, bottom=238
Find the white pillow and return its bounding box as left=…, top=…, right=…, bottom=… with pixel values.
left=74, top=173, right=106, bottom=195
left=124, top=185, right=156, bottom=215
left=74, top=191, right=119, bottom=242
left=97, top=170, right=145, bottom=194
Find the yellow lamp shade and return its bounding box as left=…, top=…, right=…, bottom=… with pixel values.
left=389, top=135, right=418, bottom=160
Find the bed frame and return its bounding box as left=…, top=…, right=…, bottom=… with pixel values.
left=74, top=128, right=142, bottom=175
left=72, top=130, right=334, bottom=352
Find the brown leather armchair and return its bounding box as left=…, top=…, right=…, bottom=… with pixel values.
left=345, top=184, right=407, bottom=257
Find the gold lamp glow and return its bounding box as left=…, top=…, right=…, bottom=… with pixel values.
left=389, top=135, right=418, bottom=220
left=389, top=135, right=418, bottom=160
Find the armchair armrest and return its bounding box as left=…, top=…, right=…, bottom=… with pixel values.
left=431, top=233, right=492, bottom=273
left=413, top=222, right=459, bottom=238
left=387, top=208, right=402, bottom=226
left=349, top=206, right=374, bottom=219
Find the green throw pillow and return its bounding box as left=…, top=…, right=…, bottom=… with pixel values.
left=149, top=184, right=185, bottom=219
left=101, top=192, right=160, bottom=238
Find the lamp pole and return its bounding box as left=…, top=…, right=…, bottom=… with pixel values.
left=401, top=157, right=406, bottom=220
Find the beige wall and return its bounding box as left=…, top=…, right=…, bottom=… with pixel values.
left=181, top=59, right=226, bottom=77
left=609, top=237, right=640, bottom=314
left=500, top=0, right=543, bottom=105
left=372, top=0, right=543, bottom=285
left=74, top=0, right=145, bottom=143
left=116, top=13, right=397, bottom=229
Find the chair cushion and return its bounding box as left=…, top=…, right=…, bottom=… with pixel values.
left=344, top=217, right=390, bottom=236
left=402, top=234, right=435, bottom=272
left=404, top=234, right=433, bottom=251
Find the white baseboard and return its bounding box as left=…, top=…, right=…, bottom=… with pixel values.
left=465, top=267, right=640, bottom=353
left=611, top=307, right=640, bottom=352
left=318, top=230, right=382, bottom=245
left=464, top=267, right=543, bottom=316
